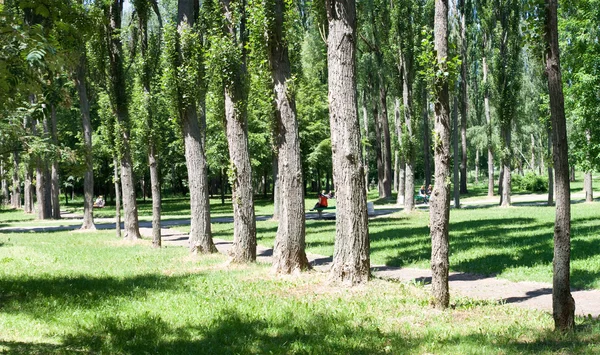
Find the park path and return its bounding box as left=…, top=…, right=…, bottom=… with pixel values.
left=2, top=191, right=598, bottom=318
left=155, top=226, right=599, bottom=318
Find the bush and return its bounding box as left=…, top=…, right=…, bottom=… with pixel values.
left=512, top=172, right=548, bottom=193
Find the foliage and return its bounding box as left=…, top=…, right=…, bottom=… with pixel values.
left=512, top=172, right=548, bottom=193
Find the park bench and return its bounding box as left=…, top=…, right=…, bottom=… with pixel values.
left=415, top=195, right=429, bottom=204
left=314, top=206, right=335, bottom=219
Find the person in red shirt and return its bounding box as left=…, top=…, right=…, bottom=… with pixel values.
left=310, top=190, right=329, bottom=210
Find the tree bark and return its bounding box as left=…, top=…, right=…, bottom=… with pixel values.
left=107, top=0, right=141, bottom=240
left=138, top=5, right=161, bottom=248
left=453, top=96, right=460, bottom=208
left=459, top=0, right=468, bottom=194
left=545, top=0, right=575, bottom=331
left=33, top=115, right=51, bottom=220
left=76, top=52, right=95, bottom=230
left=500, top=127, right=512, bottom=207
left=272, top=151, right=280, bottom=220
left=430, top=0, right=451, bottom=308
left=221, top=0, right=257, bottom=263
left=50, top=104, right=61, bottom=219
left=584, top=171, right=593, bottom=202
left=1, top=160, right=8, bottom=205
left=176, top=0, right=216, bottom=253
left=379, top=77, right=393, bottom=199
left=395, top=98, right=405, bottom=206
left=483, top=49, right=494, bottom=197
left=547, top=127, right=554, bottom=205
left=475, top=149, right=480, bottom=184
left=362, top=90, right=370, bottom=192
left=24, top=161, right=33, bottom=213
left=372, top=88, right=385, bottom=198
left=113, top=157, right=122, bottom=238
left=149, top=144, right=161, bottom=248
left=422, top=87, right=431, bottom=187
left=11, top=151, right=20, bottom=209
left=326, top=0, right=370, bottom=285
left=268, top=0, right=309, bottom=273
left=401, top=52, right=415, bottom=213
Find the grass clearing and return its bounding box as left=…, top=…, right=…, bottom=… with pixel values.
left=0, top=230, right=599, bottom=354
left=170, top=201, right=600, bottom=289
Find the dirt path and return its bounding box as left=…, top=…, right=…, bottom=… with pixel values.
left=4, top=194, right=599, bottom=318
left=157, top=228, right=599, bottom=318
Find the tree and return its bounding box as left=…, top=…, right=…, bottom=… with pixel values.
left=459, top=0, right=469, bottom=194
left=545, top=0, right=575, bottom=331
left=430, top=0, right=451, bottom=308
left=215, top=0, right=257, bottom=262
left=164, top=0, right=217, bottom=253
left=134, top=0, right=162, bottom=248
left=493, top=0, right=522, bottom=207
left=327, top=0, right=370, bottom=285
left=104, top=0, right=141, bottom=240
left=266, top=0, right=310, bottom=273
left=76, top=51, right=96, bottom=230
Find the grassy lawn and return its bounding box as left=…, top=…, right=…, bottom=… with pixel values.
left=0, top=230, right=599, bottom=354
left=170, top=201, right=600, bottom=290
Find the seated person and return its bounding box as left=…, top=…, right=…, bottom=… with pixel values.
left=310, top=190, right=329, bottom=211
left=418, top=185, right=429, bottom=203
left=93, top=195, right=105, bottom=208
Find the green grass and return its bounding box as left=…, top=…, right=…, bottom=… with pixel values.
left=172, top=201, right=600, bottom=290
left=0, top=230, right=599, bottom=354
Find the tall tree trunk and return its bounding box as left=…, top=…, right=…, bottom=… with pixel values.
left=33, top=115, right=51, bottom=220
left=223, top=85, right=257, bottom=262
left=11, top=151, right=20, bottom=209
left=1, top=160, right=8, bottom=205
left=395, top=98, right=405, bottom=206
left=361, top=91, right=370, bottom=192
left=113, top=157, right=122, bottom=238
left=401, top=52, right=415, bottom=212
left=475, top=149, right=480, bottom=184
left=459, top=0, right=468, bottom=194
left=483, top=50, right=494, bottom=197
left=422, top=88, right=431, bottom=187
left=569, top=165, right=575, bottom=182
left=107, top=0, right=141, bottom=240
left=379, top=78, right=393, bottom=199
left=149, top=144, right=161, bottom=248
left=182, top=104, right=216, bottom=253
left=453, top=96, right=460, bottom=208
left=268, top=0, right=309, bottom=273
left=545, top=0, right=575, bottom=331
left=584, top=172, right=593, bottom=202
left=23, top=116, right=33, bottom=213
left=547, top=127, right=554, bottom=205
left=501, top=127, right=512, bottom=207
left=76, top=52, right=95, bottom=230
left=272, top=151, right=280, bottom=220
left=42, top=111, right=52, bottom=218
left=175, top=0, right=216, bottom=253
left=138, top=6, right=162, bottom=248
left=50, top=104, right=61, bottom=219
left=221, top=0, right=257, bottom=263
left=394, top=150, right=399, bottom=192
left=24, top=162, right=33, bottom=213
left=531, top=134, right=536, bottom=173
left=372, top=90, right=385, bottom=197
left=430, top=0, right=451, bottom=308
left=327, top=0, right=370, bottom=285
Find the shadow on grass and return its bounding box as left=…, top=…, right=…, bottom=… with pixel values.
left=1, top=308, right=596, bottom=354
left=0, top=273, right=196, bottom=320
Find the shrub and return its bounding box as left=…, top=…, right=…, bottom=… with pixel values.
left=513, top=172, right=548, bottom=193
